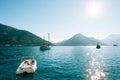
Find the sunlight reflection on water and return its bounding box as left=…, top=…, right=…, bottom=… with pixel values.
left=86, top=50, right=106, bottom=80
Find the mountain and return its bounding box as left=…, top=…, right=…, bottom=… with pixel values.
left=0, top=24, right=53, bottom=46
left=102, top=34, right=120, bottom=46
left=55, top=33, right=105, bottom=46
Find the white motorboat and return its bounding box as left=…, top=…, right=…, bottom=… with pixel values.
left=16, top=56, right=37, bottom=74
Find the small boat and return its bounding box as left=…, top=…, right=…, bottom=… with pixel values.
left=96, top=44, right=101, bottom=49
left=96, top=40, right=101, bottom=49
left=16, top=56, right=37, bottom=74
left=113, top=44, right=117, bottom=46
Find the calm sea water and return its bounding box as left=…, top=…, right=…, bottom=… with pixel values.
left=0, top=46, right=120, bottom=80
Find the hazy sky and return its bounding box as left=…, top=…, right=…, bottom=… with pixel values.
left=0, top=0, right=120, bottom=42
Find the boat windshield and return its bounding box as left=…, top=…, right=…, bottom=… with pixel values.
left=21, top=56, right=34, bottom=62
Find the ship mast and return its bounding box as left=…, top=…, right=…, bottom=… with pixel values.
left=48, top=33, right=50, bottom=46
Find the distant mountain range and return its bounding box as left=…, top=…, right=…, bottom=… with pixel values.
left=102, top=34, right=120, bottom=46
left=0, top=23, right=120, bottom=46
left=0, top=24, right=52, bottom=46
left=55, top=33, right=120, bottom=46
left=55, top=33, right=105, bottom=46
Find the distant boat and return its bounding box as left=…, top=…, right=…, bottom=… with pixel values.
left=96, top=40, right=101, bottom=49
left=16, top=56, right=37, bottom=74
left=96, top=44, right=101, bottom=49
left=113, top=44, right=118, bottom=46
left=40, top=33, right=51, bottom=51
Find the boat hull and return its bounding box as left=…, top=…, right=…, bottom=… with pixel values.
left=40, top=45, right=50, bottom=51
left=96, top=45, right=101, bottom=49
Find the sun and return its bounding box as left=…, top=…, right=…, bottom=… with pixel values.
left=85, top=1, right=104, bottom=19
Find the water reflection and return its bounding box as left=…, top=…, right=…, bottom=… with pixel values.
left=86, top=49, right=106, bottom=80
left=16, top=73, right=36, bottom=80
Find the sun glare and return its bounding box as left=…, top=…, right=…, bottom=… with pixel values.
left=84, top=0, right=104, bottom=19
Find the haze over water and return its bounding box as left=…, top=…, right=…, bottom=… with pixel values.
left=0, top=46, right=120, bottom=80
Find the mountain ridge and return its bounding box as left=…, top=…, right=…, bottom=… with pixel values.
left=55, top=33, right=105, bottom=46
left=0, top=24, right=53, bottom=46
left=1, top=24, right=120, bottom=46
left=102, top=34, right=120, bottom=46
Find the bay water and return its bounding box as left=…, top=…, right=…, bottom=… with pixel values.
left=0, top=46, right=120, bottom=80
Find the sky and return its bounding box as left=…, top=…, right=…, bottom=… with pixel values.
left=0, top=0, right=120, bottom=42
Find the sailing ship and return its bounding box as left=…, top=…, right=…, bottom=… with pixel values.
left=96, top=44, right=101, bottom=49
left=96, top=40, right=101, bottom=49
left=40, top=33, right=51, bottom=51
